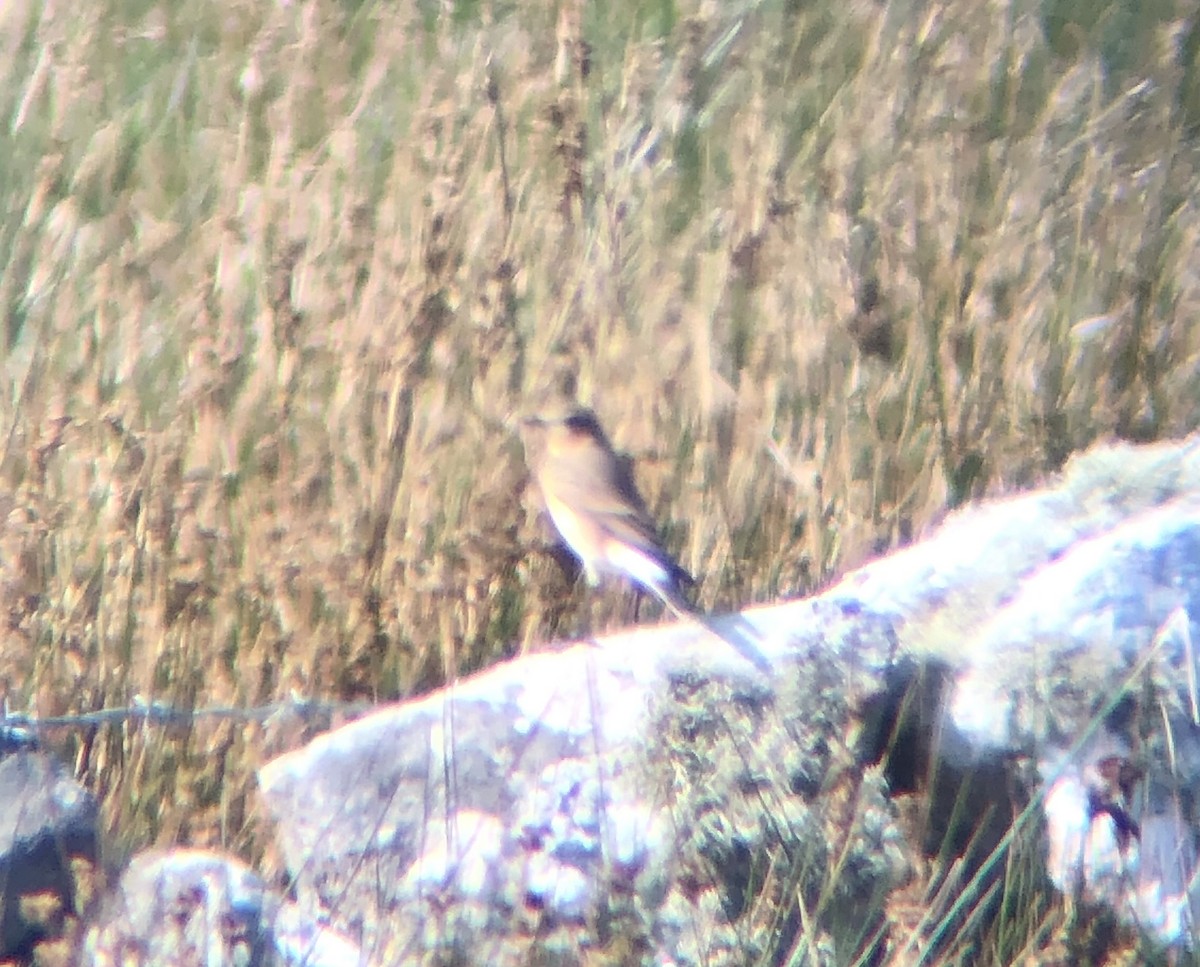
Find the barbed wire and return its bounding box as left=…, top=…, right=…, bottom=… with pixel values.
left=0, top=695, right=377, bottom=748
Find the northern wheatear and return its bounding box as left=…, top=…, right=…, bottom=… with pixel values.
left=522, top=406, right=695, bottom=617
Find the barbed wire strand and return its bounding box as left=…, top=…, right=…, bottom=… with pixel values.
left=0, top=696, right=376, bottom=739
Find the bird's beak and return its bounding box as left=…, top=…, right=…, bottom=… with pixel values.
left=499, top=411, right=537, bottom=432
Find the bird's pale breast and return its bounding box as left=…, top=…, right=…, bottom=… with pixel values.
left=543, top=492, right=602, bottom=566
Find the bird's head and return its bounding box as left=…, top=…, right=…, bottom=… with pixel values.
left=522, top=405, right=604, bottom=438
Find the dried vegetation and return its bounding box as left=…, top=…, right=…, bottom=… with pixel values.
left=1, top=0, right=1199, bottom=960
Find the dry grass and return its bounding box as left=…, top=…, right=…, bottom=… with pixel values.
left=2, top=0, right=1199, bottom=960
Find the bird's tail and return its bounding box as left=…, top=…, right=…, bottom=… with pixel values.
left=651, top=585, right=773, bottom=672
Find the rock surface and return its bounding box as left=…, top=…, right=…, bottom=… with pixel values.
left=258, top=435, right=1200, bottom=960
left=78, top=849, right=364, bottom=967
left=0, top=752, right=98, bottom=960
left=260, top=602, right=903, bottom=963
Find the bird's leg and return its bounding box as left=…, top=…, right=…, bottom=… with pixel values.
left=630, top=588, right=644, bottom=623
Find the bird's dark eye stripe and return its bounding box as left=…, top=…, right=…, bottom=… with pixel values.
left=564, top=412, right=599, bottom=432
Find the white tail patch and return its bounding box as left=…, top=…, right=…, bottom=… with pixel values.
left=603, top=540, right=672, bottom=592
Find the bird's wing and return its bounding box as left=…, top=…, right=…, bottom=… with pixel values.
left=544, top=447, right=657, bottom=532
left=543, top=446, right=693, bottom=583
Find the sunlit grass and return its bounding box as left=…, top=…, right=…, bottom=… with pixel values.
left=2, top=0, right=1199, bottom=960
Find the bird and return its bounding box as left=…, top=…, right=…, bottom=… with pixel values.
left=521, top=406, right=696, bottom=618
